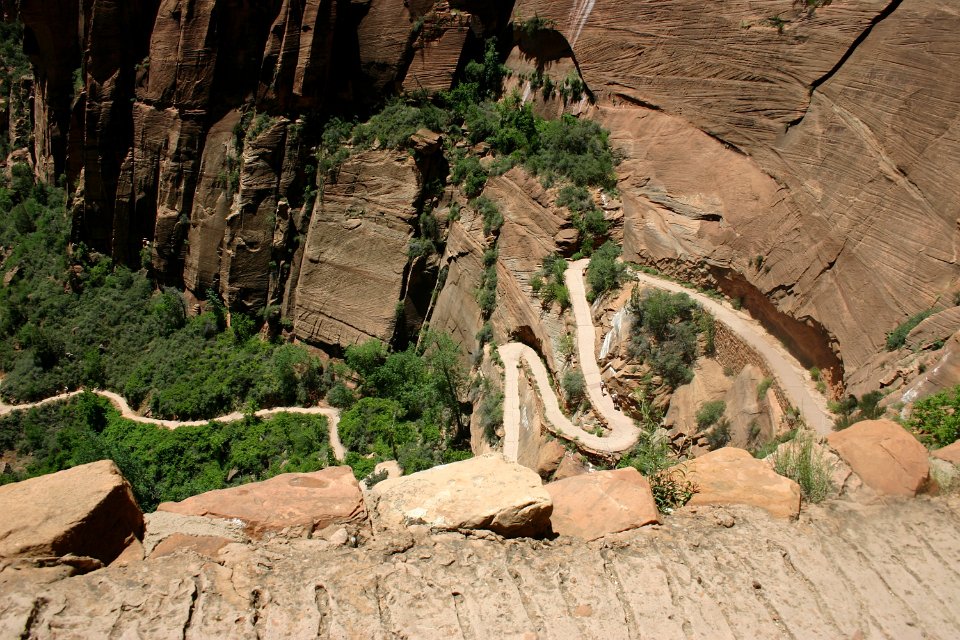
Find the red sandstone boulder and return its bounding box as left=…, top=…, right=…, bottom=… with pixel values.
left=931, top=440, right=960, bottom=465
left=545, top=468, right=659, bottom=540
left=0, top=460, right=144, bottom=564
left=673, top=447, right=801, bottom=518
left=372, top=454, right=552, bottom=537
left=827, top=420, right=931, bottom=497
left=157, top=466, right=367, bottom=537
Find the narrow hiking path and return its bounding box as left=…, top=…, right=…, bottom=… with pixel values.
left=0, top=390, right=346, bottom=462
left=630, top=268, right=835, bottom=435
left=2, top=260, right=833, bottom=467
left=498, top=259, right=835, bottom=460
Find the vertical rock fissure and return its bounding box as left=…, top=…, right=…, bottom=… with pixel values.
left=786, top=0, right=905, bottom=131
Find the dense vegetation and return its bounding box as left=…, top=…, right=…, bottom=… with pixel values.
left=886, top=308, right=934, bottom=350
left=0, top=393, right=333, bottom=511
left=907, top=385, right=960, bottom=447
left=628, top=289, right=715, bottom=389
left=0, top=170, right=327, bottom=419
left=329, top=332, right=472, bottom=479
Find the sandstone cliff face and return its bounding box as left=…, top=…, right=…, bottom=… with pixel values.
left=512, top=0, right=960, bottom=391
left=5, top=0, right=510, bottom=352
left=7, top=0, right=960, bottom=388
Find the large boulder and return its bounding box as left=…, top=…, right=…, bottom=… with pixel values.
left=827, top=420, right=931, bottom=497
left=0, top=460, right=144, bottom=564
left=931, top=441, right=960, bottom=465
left=157, top=466, right=367, bottom=537
left=672, top=447, right=801, bottom=518
left=372, top=454, right=552, bottom=537
left=545, top=468, right=659, bottom=540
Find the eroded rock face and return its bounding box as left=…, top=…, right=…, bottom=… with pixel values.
left=827, top=420, right=931, bottom=497
left=372, top=453, right=553, bottom=537
left=931, top=441, right=960, bottom=465
left=512, top=0, right=960, bottom=391
left=0, top=460, right=143, bottom=564
left=292, top=150, right=420, bottom=349
left=157, top=466, right=367, bottom=537
left=673, top=447, right=801, bottom=518
left=545, top=468, right=658, bottom=540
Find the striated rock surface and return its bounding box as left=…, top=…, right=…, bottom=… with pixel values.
left=4, top=496, right=960, bottom=638
left=545, top=468, right=658, bottom=540
left=157, top=466, right=367, bottom=537
left=513, top=0, right=960, bottom=392
left=292, top=150, right=420, bottom=349
left=372, top=453, right=553, bottom=537
left=931, top=441, right=960, bottom=465
left=674, top=447, right=801, bottom=518
left=827, top=420, right=931, bottom=497
left=0, top=460, right=143, bottom=564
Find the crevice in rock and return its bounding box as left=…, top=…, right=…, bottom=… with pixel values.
left=451, top=591, right=477, bottom=640
left=18, top=597, right=47, bottom=640
left=785, top=0, right=904, bottom=131
left=182, top=578, right=200, bottom=637
left=600, top=549, right=640, bottom=639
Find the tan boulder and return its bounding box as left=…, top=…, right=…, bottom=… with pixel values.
left=535, top=439, right=567, bottom=479
left=157, top=466, right=367, bottom=537
left=545, top=468, right=659, bottom=540
left=664, top=359, right=732, bottom=438
left=553, top=453, right=588, bottom=480
left=0, top=460, right=144, bottom=564
left=931, top=440, right=960, bottom=465
left=372, top=454, right=552, bottom=537
left=827, top=420, right=930, bottom=497
left=673, top=447, right=801, bottom=518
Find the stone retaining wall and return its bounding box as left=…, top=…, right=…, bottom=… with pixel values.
left=713, top=320, right=791, bottom=414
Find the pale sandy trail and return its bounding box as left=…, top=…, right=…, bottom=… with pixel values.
left=629, top=269, right=835, bottom=435
left=499, top=260, right=643, bottom=459
left=0, top=390, right=346, bottom=461
left=498, top=259, right=834, bottom=461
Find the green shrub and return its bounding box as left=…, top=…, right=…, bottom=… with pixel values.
left=586, top=241, right=626, bottom=300
left=451, top=154, right=488, bottom=197
left=907, top=386, right=960, bottom=447
left=627, top=289, right=710, bottom=390
left=471, top=196, right=503, bottom=236
left=696, top=400, right=726, bottom=430
left=561, top=370, right=586, bottom=407
left=757, top=377, right=773, bottom=400
left=772, top=431, right=834, bottom=503
left=618, top=428, right=696, bottom=513
left=886, top=309, right=934, bottom=350
left=526, top=115, right=617, bottom=189
left=353, top=98, right=452, bottom=150
left=706, top=419, right=731, bottom=450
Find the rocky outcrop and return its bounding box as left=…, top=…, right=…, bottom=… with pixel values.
left=372, top=453, right=553, bottom=537
left=932, top=441, right=960, bottom=465
left=545, top=468, right=658, bottom=540
left=4, top=494, right=960, bottom=638
left=511, top=0, right=960, bottom=392
left=673, top=447, right=801, bottom=518
left=827, top=420, right=931, bottom=497
left=292, top=149, right=421, bottom=349
left=0, top=460, right=143, bottom=565
left=157, top=466, right=367, bottom=537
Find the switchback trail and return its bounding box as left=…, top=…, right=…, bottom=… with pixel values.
left=498, top=259, right=834, bottom=460
left=0, top=390, right=346, bottom=462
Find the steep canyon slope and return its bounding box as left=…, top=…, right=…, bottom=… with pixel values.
left=4, top=0, right=959, bottom=393
left=511, top=0, right=960, bottom=392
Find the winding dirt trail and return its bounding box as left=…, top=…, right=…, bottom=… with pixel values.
left=630, top=268, right=835, bottom=435
left=0, top=390, right=346, bottom=462
left=2, top=260, right=832, bottom=467
left=499, top=260, right=834, bottom=460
